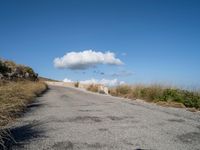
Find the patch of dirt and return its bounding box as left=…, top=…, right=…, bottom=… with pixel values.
left=186, top=108, right=198, bottom=112
left=156, top=101, right=186, bottom=108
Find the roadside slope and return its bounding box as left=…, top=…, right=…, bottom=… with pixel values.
left=0, top=59, right=47, bottom=148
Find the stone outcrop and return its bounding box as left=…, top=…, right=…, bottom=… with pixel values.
left=98, top=85, right=109, bottom=94
left=0, top=59, right=38, bottom=81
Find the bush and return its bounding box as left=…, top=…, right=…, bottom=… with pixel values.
left=24, top=66, right=34, bottom=74
left=0, top=60, right=9, bottom=74
left=139, top=86, right=162, bottom=101
left=87, top=84, right=98, bottom=92
left=160, top=89, right=183, bottom=102
left=4, top=60, right=17, bottom=69
left=74, top=82, right=79, bottom=88
left=116, top=85, right=132, bottom=95
left=182, top=90, right=200, bottom=108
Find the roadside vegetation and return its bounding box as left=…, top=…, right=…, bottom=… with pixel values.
left=109, top=85, right=200, bottom=110
left=0, top=59, right=48, bottom=147
left=74, top=81, right=79, bottom=88
left=0, top=80, right=47, bottom=127
left=87, top=84, right=99, bottom=93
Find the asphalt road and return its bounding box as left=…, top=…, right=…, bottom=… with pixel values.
left=7, top=85, right=200, bottom=150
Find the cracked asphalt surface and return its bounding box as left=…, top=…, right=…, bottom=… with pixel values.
left=7, top=85, right=200, bottom=150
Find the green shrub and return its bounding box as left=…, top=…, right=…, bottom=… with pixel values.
left=160, top=89, right=183, bottom=102
left=182, top=91, right=200, bottom=108
left=24, top=66, right=34, bottom=74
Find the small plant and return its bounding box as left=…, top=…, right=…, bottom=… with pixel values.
left=87, top=84, right=98, bottom=92
left=116, top=85, right=132, bottom=95
left=74, top=81, right=79, bottom=88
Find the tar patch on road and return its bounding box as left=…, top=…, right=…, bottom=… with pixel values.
left=98, top=128, right=108, bottom=132
left=67, top=116, right=102, bottom=123
left=167, top=118, right=185, bottom=123
left=177, top=132, right=200, bottom=144
left=107, top=116, right=135, bottom=121
left=51, top=141, right=74, bottom=150
left=107, top=116, right=124, bottom=121
left=78, top=109, right=102, bottom=112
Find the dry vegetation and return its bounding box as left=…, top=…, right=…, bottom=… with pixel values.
left=0, top=59, right=49, bottom=148
left=74, top=81, right=79, bottom=88
left=87, top=84, right=99, bottom=93
left=109, top=84, right=200, bottom=110
left=0, top=80, right=47, bottom=126
left=0, top=80, right=47, bottom=146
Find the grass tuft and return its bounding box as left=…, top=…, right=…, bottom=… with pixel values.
left=74, top=82, right=79, bottom=88
left=87, top=84, right=99, bottom=93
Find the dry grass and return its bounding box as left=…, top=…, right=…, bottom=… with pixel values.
left=109, top=84, right=200, bottom=110
left=87, top=84, right=99, bottom=93
left=0, top=80, right=47, bottom=127
left=0, top=80, right=47, bottom=147
left=74, top=82, right=79, bottom=88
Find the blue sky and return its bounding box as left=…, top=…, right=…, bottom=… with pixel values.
left=0, top=0, right=200, bottom=87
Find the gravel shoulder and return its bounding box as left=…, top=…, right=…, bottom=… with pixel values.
left=6, top=85, right=200, bottom=150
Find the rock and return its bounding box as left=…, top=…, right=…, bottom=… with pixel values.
left=0, top=59, right=38, bottom=81
left=0, top=73, right=3, bottom=79
left=98, top=85, right=109, bottom=94
left=25, top=72, right=29, bottom=78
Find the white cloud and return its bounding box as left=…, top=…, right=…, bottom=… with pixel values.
left=63, top=77, right=125, bottom=86
left=80, top=78, right=125, bottom=86
left=79, top=78, right=98, bottom=84
left=54, top=50, right=123, bottom=70
left=63, top=78, right=73, bottom=82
